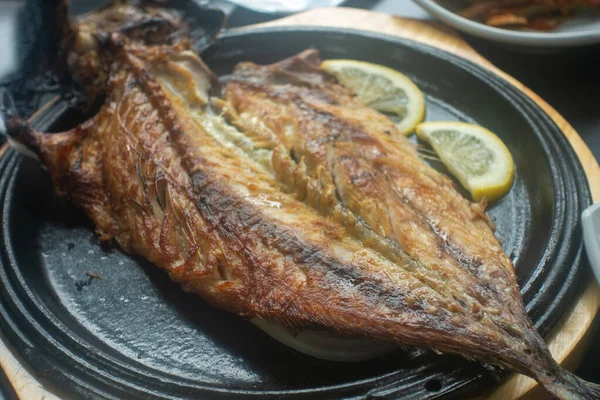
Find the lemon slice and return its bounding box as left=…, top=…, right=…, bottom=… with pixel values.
left=322, top=59, right=425, bottom=135
left=416, top=122, right=514, bottom=202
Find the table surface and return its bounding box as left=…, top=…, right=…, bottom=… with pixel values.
left=0, top=0, right=598, bottom=397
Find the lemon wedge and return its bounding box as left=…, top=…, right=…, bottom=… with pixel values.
left=416, top=122, right=514, bottom=202
left=322, top=59, right=425, bottom=135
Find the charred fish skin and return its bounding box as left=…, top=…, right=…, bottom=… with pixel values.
left=5, top=3, right=600, bottom=399
left=23, top=36, right=506, bottom=354
left=221, top=50, right=534, bottom=344
left=220, top=51, right=600, bottom=398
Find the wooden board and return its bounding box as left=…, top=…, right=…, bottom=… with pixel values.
left=0, top=7, right=598, bottom=400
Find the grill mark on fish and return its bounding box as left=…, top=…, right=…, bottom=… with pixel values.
left=218, top=95, right=499, bottom=317
left=292, top=90, right=381, bottom=147
left=228, top=78, right=512, bottom=307
left=193, top=171, right=432, bottom=323
left=236, top=96, right=494, bottom=307
left=319, top=147, right=490, bottom=312
left=128, top=53, right=448, bottom=323
left=233, top=143, right=495, bottom=319
left=383, top=171, right=489, bottom=280
left=190, top=169, right=444, bottom=324
left=154, top=174, right=167, bottom=211
left=441, top=233, right=484, bottom=278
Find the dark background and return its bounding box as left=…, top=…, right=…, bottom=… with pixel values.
left=0, top=0, right=598, bottom=397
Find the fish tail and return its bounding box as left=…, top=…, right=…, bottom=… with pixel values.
left=537, top=365, right=600, bottom=400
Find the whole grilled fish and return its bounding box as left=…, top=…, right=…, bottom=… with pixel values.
left=5, top=2, right=600, bottom=399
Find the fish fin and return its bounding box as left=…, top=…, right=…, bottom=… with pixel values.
left=538, top=366, right=600, bottom=400
left=7, top=137, right=41, bottom=161
left=0, top=88, right=42, bottom=159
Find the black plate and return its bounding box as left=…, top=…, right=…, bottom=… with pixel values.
left=0, top=28, right=591, bottom=399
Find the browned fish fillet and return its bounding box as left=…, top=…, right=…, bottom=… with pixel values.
left=6, top=2, right=599, bottom=399
left=213, top=50, right=600, bottom=399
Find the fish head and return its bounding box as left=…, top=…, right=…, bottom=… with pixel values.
left=66, top=0, right=224, bottom=104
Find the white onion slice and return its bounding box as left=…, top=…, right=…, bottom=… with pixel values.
left=251, top=318, right=397, bottom=362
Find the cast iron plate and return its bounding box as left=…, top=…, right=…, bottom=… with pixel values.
left=0, top=28, right=591, bottom=399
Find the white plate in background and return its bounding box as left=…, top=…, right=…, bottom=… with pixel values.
left=413, top=0, right=600, bottom=48
left=218, top=0, right=345, bottom=14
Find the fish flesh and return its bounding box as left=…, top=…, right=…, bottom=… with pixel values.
left=216, top=49, right=599, bottom=399
left=6, top=2, right=600, bottom=399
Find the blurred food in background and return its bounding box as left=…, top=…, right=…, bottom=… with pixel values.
left=437, top=0, right=600, bottom=31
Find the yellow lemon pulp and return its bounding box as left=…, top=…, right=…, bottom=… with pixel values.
left=416, top=121, right=515, bottom=202
left=322, top=59, right=425, bottom=135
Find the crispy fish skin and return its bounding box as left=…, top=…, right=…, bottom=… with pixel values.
left=217, top=50, right=600, bottom=398
left=221, top=50, right=526, bottom=330
left=22, top=37, right=509, bottom=351
left=18, top=38, right=531, bottom=367
left=7, top=3, right=599, bottom=398
left=221, top=51, right=516, bottom=309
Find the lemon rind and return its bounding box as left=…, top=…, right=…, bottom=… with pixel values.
left=322, top=59, right=425, bottom=135
left=416, top=121, right=514, bottom=202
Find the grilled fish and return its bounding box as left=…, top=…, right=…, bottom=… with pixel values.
left=6, top=2, right=600, bottom=399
